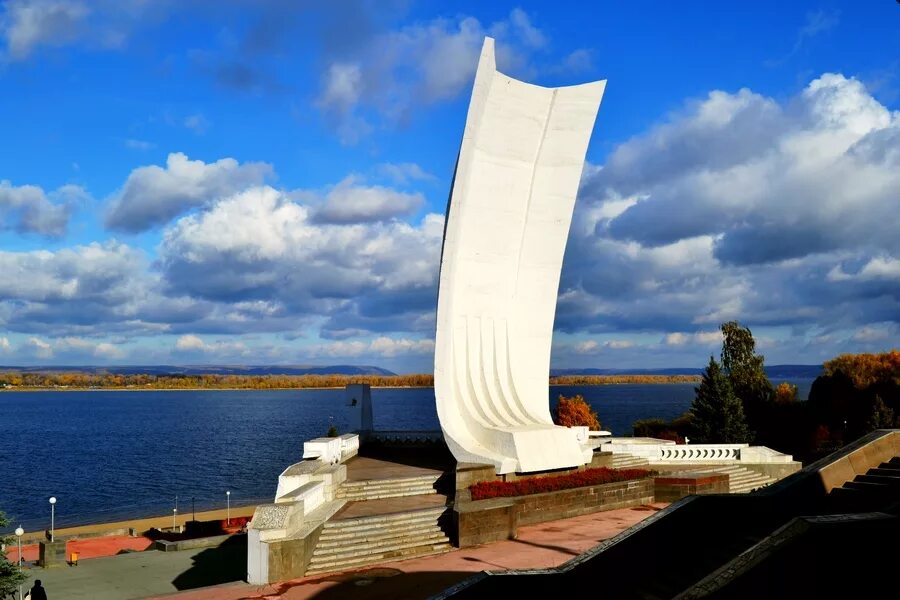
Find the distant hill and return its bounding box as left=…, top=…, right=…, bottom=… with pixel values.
left=0, top=363, right=823, bottom=379
left=550, top=365, right=824, bottom=379
left=0, top=364, right=397, bottom=376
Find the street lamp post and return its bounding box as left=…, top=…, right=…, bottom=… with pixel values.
left=226, top=491, right=231, bottom=526
left=49, top=497, right=57, bottom=542
left=173, top=507, right=177, bottom=531
left=14, top=526, right=23, bottom=600
left=14, top=526, right=23, bottom=566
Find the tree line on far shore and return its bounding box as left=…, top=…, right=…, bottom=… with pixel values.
left=0, top=372, right=697, bottom=390
left=0, top=372, right=436, bottom=389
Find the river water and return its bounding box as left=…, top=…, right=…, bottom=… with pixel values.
left=0, top=380, right=813, bottom=532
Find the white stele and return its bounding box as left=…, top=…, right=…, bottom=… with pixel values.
left=434, top=37, right=606, bottom=474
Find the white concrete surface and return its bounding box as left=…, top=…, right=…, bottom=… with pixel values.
left=339, top=433, right=360, bottom=460
left=276, top=481, right=325, bottom=514
left=302, top=437, right=342, bottom=464
left=434, top=37, right=606, bottom=474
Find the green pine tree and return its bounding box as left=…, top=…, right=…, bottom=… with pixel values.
left=0, top=511, right=27, bottom=599
left=690, top=357, right=752, bottom=443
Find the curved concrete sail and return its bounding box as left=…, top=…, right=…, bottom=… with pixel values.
left=435, top=37, right=606, bottom=474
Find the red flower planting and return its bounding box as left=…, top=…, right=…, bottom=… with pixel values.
left=469, top=467, right=651, bottom=500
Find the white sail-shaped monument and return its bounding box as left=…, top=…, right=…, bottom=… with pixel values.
left=434, top=38, right=606, bottom=474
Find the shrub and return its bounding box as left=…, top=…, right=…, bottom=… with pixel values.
left=633, top=413, right=692, bottom=443
left=554, top=394, right=601, bottom=430
left=326, top=425, right=338, bottom=437
left=469, top=467, right=650, bottom=500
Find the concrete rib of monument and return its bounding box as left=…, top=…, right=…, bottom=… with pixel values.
left=433, top=36, right=608, bottom=474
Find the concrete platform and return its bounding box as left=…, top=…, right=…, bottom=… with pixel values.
left=345, top=455, right=446, bottom=482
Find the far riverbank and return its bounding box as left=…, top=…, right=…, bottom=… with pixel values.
left=0, top=373, right=700, bottom=392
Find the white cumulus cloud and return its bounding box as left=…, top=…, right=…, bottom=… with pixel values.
left=315, top=176, right=424, bottom=223
left=0, top=180, right=83, bottom=235
left=315, top=8, right=576, bottom=144
left=105, top=152, right=273, bottom=232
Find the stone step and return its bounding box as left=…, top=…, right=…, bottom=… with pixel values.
left=336, top=486, right=437, bottom=499
left=729, top=473, right=773, bottom=486
left=612, top=453, right=650, bottom=463
left=731, top=479, right=775, bottom=492
left=339, top=475, right=440, bottom=489
left=320, top=514, right=448, bottom=539
left=305, top=543, right=453, bottom=576
left=314, top=530, right=450, bottom=558
left=310, top=533, right=450, bottom=564
left=844, top=480, right=894, bottom=493
left=610, top=456, right=651, bottom=468
left=857, top=474, right=900, bottom=486
left=336, top=475, right=442, bottom=501
left=326, top=506, right=448, bottom=531
left=654, top=465, right=777, bottom=493
left=318, top=522, right=447, bottom=548
left=336, top=488, right=437, bottom=500
left=870, top=467, right=900, bottom=478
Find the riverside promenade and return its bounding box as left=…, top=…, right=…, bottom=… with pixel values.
left=12, top=503, right=666, bottom=599
left=11, top=505, right=258, bottom=545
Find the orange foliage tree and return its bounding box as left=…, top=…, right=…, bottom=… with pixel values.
left=774, top=382, right=799, bottom=404
left=823, top=350, right=900, bottom=389
left=554, top=394, right=602, bottom=430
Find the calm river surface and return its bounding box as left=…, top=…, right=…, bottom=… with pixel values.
left=0, top=380, right=813, bottom=531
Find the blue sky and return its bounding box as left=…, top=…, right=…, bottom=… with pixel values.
left=0, top=0, right=897, bottom=371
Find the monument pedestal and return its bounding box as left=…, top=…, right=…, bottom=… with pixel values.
left=39, top=540, right=67, bottom=568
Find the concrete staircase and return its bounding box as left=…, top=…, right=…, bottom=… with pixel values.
left=650, top=463, right=778, bottom=493
left=688, top=465, right=777, bottom=493
left=608, top=453, right=651, bottom=469
left=306, top=506, right=452, bottom=575
left=608, top=451, right=779, bottom=493
left=830, top=456, right=900, bottom=511
left=335, top=474, right=441, bottom=501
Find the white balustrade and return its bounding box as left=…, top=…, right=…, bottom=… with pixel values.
left=600, top=438, right=793, bottom=464
left=302, top=437, right=342, bottom=464
left=658, top=445, right=743, bottom=462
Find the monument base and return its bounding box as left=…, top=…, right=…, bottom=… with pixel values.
left=39, top=540, right=67, bottom=568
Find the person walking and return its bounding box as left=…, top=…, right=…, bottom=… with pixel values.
left=29, top=579, right=48, bottom=600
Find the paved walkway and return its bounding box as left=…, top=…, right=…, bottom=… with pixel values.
left=156, top=503, right=667, bottom=600
left=15, top=535, right=247, bottom=600
left=6, top=535, right=153, bottom=563
left=14, top=505, right=258, bottom=544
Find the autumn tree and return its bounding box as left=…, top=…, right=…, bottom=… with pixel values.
left=774, top=382, right=799, bottom=404
left=554, top=394, right=602, bottom=431
left=690, top=357, right=751, bottom=443
left=0, top=511, right=26, bottom=599
left=810, top=350, right=899, bottom=443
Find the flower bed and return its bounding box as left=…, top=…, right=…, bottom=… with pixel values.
left=470, top=467, right=651, bottom=500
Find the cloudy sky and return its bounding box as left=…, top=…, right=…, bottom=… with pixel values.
left=0, top=1, right=897, bottom=371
